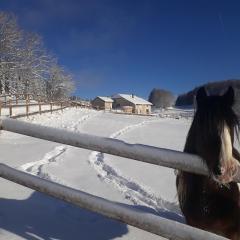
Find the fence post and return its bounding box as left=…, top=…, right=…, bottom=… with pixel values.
left=16, top=94, right=18, bottom=105
left=9, top=99, right=12, bottom=117
left=60, top=101, right=63, bottom=112
left=50, top=102, right=53, bottom=114
left=38, top=99, right=42, bottom=115
left=26, top=95, right=29, bottom=117
left=0, top=100, right=2, bottom=116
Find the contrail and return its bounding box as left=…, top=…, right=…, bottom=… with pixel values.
left=218, top=12, right=225, bottom=33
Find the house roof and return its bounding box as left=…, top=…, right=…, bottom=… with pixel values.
left=112, top=94, right=152, bottom=105
left=97, top=96, right=114, bottom=102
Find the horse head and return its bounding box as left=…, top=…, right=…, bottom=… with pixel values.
left=187, top=86, right=240, bottom=183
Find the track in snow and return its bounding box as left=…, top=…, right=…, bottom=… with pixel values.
left=88, top=119, right=183, bottom=220
left=19, top=145, right=67, bottom=184
left=62, top=111, right=102, bottom=132
left=20, top=112, right=183, bottom=221
left=19, top=110, right=101, bottom=183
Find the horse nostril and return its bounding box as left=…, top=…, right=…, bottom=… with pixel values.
left=213, top=164, right=221, bottom=176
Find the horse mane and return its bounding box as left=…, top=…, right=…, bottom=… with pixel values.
left=177, top=87, right=240, bottom=239
left=184, top=90, right=240, bottom=174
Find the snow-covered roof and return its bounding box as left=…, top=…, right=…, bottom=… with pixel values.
left=97, top=96, right=114, bottom=102
left=112, top=94, right=152, bottom=105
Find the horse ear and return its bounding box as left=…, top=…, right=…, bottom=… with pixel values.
left=196, top=87, right=207, bottom=105
left=223, top=86, right=234, bottom=106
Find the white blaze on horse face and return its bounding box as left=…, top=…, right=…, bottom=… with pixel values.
left=218, top=123, right=239, bottom=183
left=220, top=124, right=232, bottom=165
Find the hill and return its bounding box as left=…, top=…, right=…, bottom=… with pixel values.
left=175, top=79, right=240, bottom=114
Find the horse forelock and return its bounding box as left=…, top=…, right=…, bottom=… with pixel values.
left=186, top=97, right=240, bottom=176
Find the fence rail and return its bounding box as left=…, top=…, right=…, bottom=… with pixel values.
left=0, top=117, right=236, bottom=240
left=1, top=118, right=240, bottom=183
left=0, top=101, right=71, bottom=117
left=0, top=93, right=91, bottom=117
left=0, top=163, right=227, bottom=240
left=0, top=93, right=72, bottom=117
left=0, top=93, right=45, bottom=105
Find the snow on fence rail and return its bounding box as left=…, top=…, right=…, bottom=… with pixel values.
left=0, top=117, right=236, bottom=240
left=1, top=118, right=240, bottom=183
left=0, top=163, right=227, bottom=240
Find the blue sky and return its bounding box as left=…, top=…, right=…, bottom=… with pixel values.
left=1, top=0, right=240, bottom=99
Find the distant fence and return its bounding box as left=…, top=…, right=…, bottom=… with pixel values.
left=0, top=117, right=234, bottom=240
left=0, top=93, right=45, bottom=105
left=3, top=101, right=71, bottom=118
left=71, top=100, right=91, bottom=108
left=0, top=93, right=69, bottom=117
left=158, top=112, right=194, bottom=119
left=0, top=93, right=91, bottom=117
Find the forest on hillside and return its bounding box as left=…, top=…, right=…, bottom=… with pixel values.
left=148, top=88, right=175, bottom=108
left=175, top=80, right=240, bottom=113
left=0, top=12, right=74, bottom=100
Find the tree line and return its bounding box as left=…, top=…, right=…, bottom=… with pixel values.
left=148, top=80, right=240, bottom=111
left=148, top=88, right=175, bottom=108
left=0, top=11, right=74, bottom=100
left=175, top=79, right=240, bottom=107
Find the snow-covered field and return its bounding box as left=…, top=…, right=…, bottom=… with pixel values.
left=0, top=108, right=192, bottom=240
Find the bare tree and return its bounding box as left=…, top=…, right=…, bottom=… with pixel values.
left=18, top=32, right=54, bottom=96
left=46, top=64, right=74, bottom=101
left=0, top=11, right=75, bottom=100
left=0, top=12, right=22, bottom=94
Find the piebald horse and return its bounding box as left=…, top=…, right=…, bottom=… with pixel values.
left=176, top=86, right=240, bottom=239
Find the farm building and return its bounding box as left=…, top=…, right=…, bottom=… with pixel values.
left=112, top=94, right=152, bottom=114
left=91, top=96, right=113, bottom=110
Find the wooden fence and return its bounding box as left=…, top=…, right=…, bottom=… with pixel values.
left=0, top=117, right=236, bottom=240
left=2, top=101, right=71, bottom=118
left=0, top=93, right=80, bottom=117
left=0, top=93, right=44, bottom=105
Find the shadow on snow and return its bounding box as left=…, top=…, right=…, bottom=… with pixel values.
left=0, top=191, right=184, bottom=240
left=0, top=191, right=127, bottom=240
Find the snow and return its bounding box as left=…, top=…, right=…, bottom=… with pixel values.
left=1, top=164, right=226, bottom=240
left=97, top=96, right=114, bottom=102
left=0, top=107, right=219, bottom=239
left=112, top=94, right=152, bottom=105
